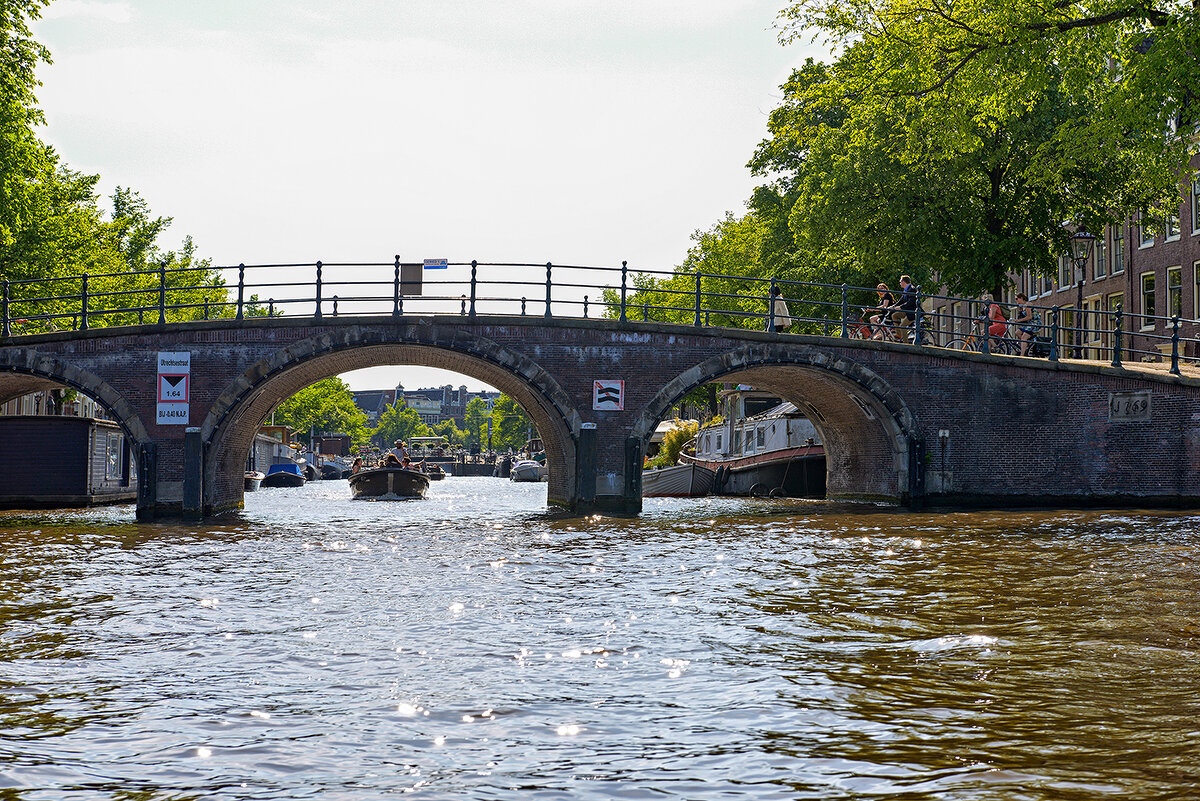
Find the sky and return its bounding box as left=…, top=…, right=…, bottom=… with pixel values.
left=32, top=1, right=823, bottom=392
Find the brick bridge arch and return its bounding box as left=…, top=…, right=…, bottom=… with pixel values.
left=199, top=325, right=584, bottom=514
left=630, top=344, right=918, bottom=501
left=0, top=348, right=152, bottom=446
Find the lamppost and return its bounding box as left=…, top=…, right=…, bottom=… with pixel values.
left=1070, top=229, right=1094, bottom=359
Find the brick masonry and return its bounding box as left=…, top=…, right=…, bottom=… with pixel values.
left=2, top=314, right=1199, bottom=518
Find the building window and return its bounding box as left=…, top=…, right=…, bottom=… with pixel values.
left=1139, top=212, right=1155, bottom=248
left=1192, top=180, right=1200, bottom=234
left=1113, top=223, right=1125, bottom=273
left=757, top=428, right=765, bottom=447
left=1059, top=255, right=1072, bottom=288
left=1167, top=266, right=1182, bottom=318
left=1043, top=272, right=1054, bottom=296
left=1094, top=230, right=1107, bottom=280
left=1140, top=272, right=1156, bottom=329
left=1166, top=212, right=1181, bottom=241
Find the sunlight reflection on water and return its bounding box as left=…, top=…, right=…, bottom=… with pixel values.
left=2, top=481, right=1200, bottom=799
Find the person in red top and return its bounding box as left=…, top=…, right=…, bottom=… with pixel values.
left=987, top=296, right=1008, bottom=344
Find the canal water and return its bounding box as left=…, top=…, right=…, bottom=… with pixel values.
left=3, top=477, right=1199, bottom=799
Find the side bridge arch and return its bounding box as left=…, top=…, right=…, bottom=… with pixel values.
left=629, top=344, right=922, bottom=503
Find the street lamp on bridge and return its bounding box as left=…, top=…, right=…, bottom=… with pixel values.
left=1070, top=229, right=1094, bottom=359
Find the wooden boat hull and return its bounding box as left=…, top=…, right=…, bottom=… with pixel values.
left=642, top=464, right=715, bottom=497
left=683, top=446, right=825, bottom=498
left=348, top=467, right=430, bottom=499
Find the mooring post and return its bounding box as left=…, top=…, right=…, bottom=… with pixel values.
left=623, top=436, right=643, bottom=515
left=183, top=428, right=203, bottom=521
left=135, top=441, right=157, bottom=521
left=577, top=423, right=597, bottom=511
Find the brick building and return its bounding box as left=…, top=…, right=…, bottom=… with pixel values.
left=929, top=155, right=1200, bottom=359
left=352, top=384, right=501, bottom=427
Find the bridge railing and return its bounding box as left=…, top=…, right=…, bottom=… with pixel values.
left=4, top=260, right=1200, bottom=373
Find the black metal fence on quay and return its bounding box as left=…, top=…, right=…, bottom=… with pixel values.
left=2, top=259, right=1198, bottom=375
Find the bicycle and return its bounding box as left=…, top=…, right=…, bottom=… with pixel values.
left=945, top=320, right=1020, bottom=355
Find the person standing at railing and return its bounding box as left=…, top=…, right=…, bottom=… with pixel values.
left=770, top=285, right=793, bottom=332
left=1013, top=293, right=1037, bottom=356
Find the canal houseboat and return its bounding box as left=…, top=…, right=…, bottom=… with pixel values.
left=682, top=389, right=826, bottom=498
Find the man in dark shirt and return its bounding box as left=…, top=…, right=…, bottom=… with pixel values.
left=891, top=275, right=918, bottom=326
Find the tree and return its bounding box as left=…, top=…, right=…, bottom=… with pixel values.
left=490, top=395, right=532, bottom=453
left=463, top=397, right=490, bottom=449
left=767, top=0, right=1198, bottom=296
left=371, top=400, right=430, bottom=449
left=432, top=418, right=464, bottom=447
left=269, top=378, right=369, bottom=446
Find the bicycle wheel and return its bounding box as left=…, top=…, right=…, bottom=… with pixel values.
left=945, top=338, right=976, bottom=352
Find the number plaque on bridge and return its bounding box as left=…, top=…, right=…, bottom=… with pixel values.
left=1108, top=390, right=1151, bottom=422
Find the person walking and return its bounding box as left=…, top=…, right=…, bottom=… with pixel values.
left=770, top=285, right=793, bottom=332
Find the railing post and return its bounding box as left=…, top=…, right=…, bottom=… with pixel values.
left=980, top=304, right=990, bottom=356
left=619, top=260, right=628, bottom=322
left=1170, top=315, right=1181, bottom=375
left=332, top=295, right=339, bottom=316
left=913, top=286, right=923, bottom=346
left=268, top=298, right=275, bottom=316
left=2, top=280, right=9, bottom=337
left=521, top=297, right=527, bottom=316
left=544, top=262, right=553, bottom=319
left=1111, top=303, right=1123, bottom=368
left=460, top=294, right=467, bottom=316
left=583, top=295, right=589, bottom=318
left=233, top=263, right=245, bottom=320
left=158, top=263, right=167, bottom=325
left=768, top=279, right=778, bottom=333
left=314, top=261, right=323, bottom=319
left=469, top=260, right=478, bottom=318
left=1049, top=307, right=1060, bottom=362
left=840, top=283, right=848, bottom=338
left=393, top=255, right=402, bottom=317
left=642, top=303, right=648, bottom=322
left=693, top=272, right=702, bottom=327
left=80, top=274, right=89, bottom=330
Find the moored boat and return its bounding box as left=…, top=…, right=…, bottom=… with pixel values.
left=509, top=459, right=547, bottom=482
left=642, top=463, right=715, bottom=497
left=261, top=462, right=306, bottom=488
left=348, top=466, right=430, bottom=499
left=244, top=470, right=265, bottom=492
left=683, top=389, right=826, bottom=498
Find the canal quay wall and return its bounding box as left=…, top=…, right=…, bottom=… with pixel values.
left=1, top=315, right=1199, bottom=519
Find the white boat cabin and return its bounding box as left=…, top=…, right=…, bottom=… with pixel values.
left=694, top=390, right=821, bottom=461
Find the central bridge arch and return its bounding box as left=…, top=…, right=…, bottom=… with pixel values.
left=631, top=344, right=919, bottom=502
left=201, top=325, right=585, bottom=515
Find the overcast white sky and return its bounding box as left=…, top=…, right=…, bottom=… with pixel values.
left=33, top=1, right=821, bottom=392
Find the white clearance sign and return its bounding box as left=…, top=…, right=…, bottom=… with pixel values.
left=157, top=351, right=190, bottom=425
left=593, top=380, right=624, bottom=411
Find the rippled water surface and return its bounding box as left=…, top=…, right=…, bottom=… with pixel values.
left=3, top=477, right=1200, bottom=799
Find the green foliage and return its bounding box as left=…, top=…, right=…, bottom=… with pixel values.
left=431, top=418, right=464, bottom=447
left=489, top=395, right=532, bottom=453
left=371, top=399, right=430, bottom=449
left=270, top=378, right=369, bottom=446
left=764, top=1, right=1198, bottom=297
left=647, top=420, right=699, bottom=469
left=463, top=397, right=490, bottom=448
left=0, top=6, right=230, bottom=334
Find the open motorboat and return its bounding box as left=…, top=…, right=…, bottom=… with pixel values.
left=244, top=470, right=265, bottom=492
left=348, top=466, right=430, bottom=499
left=642, top=463, right=716, bottom=498
left=260, top=462, right=306, bottom=488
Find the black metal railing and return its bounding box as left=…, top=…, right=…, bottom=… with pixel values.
left=3, top=260, right=1199, bottom=373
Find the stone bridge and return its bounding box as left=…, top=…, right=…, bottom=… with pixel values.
left=1, top=314, right=1197, bottom=519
